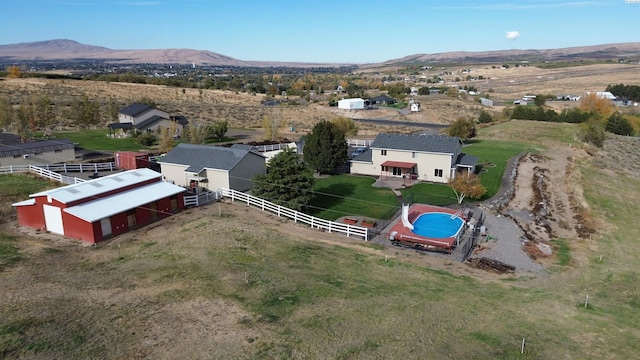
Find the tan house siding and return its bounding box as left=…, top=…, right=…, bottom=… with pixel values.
left=373, top=149, right=454, bottom=183
left=160, top=164, right=189, bottom=186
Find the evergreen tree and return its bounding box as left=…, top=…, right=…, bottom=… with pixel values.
left=303, top=120, right=348, bottom=174
left=252, top=148, right=315, bottom=211
left=605, top=112, right=634, bottom=136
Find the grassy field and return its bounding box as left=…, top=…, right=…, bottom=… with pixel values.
left=47, top=129, right=141, bottom=152
left=308, top=175, right=399, bottom=220
left=2, top=121, right=640, bottom=358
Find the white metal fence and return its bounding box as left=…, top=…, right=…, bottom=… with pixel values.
left=220, top=188, right=368, bottom=240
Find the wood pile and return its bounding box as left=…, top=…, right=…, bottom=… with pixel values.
left=468, top=257, right=516, bottom=273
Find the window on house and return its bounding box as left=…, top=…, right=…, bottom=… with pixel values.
left=381, top=150, right=387, bottom=156
left=412, top=152, right=417, bottom=158
left=54, top=149, right=62, bottom=153
left=434, top=169, right=443, bottom=177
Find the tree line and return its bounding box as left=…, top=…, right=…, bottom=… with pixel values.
left=0, top=95, right=118, bottom=141
left=606, top=83, right=640, bottom=102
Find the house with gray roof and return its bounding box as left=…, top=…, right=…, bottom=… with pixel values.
left=109, top=103, right=187, bottom=137
left=350, top=133, right=478, bottom=183
left=157, top=143, right=265, bottom=192
left=0, top=139, right=75, bottom=166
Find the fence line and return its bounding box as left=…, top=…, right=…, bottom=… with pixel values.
left=221, top=188, right=368, bottom=240
left=184, top=190, right=222, bottom=207
left=346, top=139, right=374, bottom=147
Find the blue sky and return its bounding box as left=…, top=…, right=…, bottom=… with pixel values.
left=1, top=0, right=638, bottom=63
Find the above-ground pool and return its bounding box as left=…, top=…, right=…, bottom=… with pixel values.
left=411, top=212, right=464, bottom=238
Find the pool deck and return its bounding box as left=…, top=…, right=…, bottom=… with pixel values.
left=388, top=204, right=467, bottom=250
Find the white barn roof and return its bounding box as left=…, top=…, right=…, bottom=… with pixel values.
left=31, top=168, right=162, bottom=204
left=64, top=181, right=185, bottom=222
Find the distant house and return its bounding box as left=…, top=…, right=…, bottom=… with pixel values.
left=350, top=133, right=478, bottom=184
left=338, top=98, right=366, bottom=110
left=588, top=91, right=616, bottom=100
left=12, top=168, right=186, bottom=243
left=479, top=98, right=494, bottom=107
left=158, top=143, right=266, bottom=192
left=368, top=95, right=397, bottom=106
left=410, top=102, right=421, bottom=112
left=109, top=103, right=188, bottom=136
left=0, top=139, right=75, bottom=166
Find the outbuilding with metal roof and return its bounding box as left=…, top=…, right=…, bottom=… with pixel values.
left=12, top=168, right=186, bottom=243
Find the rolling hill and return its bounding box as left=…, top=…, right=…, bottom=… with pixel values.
left=0, top=39, right=639, bottom=67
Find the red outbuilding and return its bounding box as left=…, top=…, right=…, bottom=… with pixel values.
left=115, top=151, right=151, bottom=170
left=12, top=168, right=186, bottom=243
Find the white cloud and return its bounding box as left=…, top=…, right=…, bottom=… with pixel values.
left=505, top=31, right=520, bottom=40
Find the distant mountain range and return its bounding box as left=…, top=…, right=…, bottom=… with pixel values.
left=1, top=39, right=639, bottom=68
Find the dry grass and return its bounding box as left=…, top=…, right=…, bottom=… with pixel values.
left=3, top=62, right=640, bottom=136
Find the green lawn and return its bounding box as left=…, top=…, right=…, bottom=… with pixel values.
left=46, top=129, right=141, bottom=152
left=463, top=139, right=538, bottom=197
left=309, top=139, right=533, bottom=219
left=308, top=175, right=399, bottom=220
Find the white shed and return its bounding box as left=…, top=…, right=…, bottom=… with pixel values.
left=338, top=98, right=365, bottom=110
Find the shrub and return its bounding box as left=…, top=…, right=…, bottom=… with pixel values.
left=135, top=132, right=157, bottom=147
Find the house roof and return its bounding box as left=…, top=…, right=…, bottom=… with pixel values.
left=119, top=103, right=153, bottom=117
left=158, top=143, right=264, bottom=173
left=370, top=133, right=462, bottom=154
left=456, top=153, right=479, bottom=167
left=0, top=139, right=74, bottom=158
left=171, top=115, right=189, bottom=126
left=369, top=95, right=396, bottom=103
left=108, top=122, right=134, bottom=130
left=134, top=115, right=168, bottom=130
left=350, top=149, right=372, bottom=163
left=63, top=181, right=185, bottom=223
left=29, top=168, right=162, bottom=204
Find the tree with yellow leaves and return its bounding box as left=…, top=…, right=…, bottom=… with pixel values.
left=6, top=65, right=21, bottom=78
left=448, top=173, right=486, bottom=204
left=580, top=92, right=613, bottom=116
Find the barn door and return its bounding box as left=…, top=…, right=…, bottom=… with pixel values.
left=100, top=218, right=112, bottom=238
left=43, top=204, right=64, bottom=235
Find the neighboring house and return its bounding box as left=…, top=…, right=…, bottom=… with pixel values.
left=0, top=139, right=75, bottom=166
left=350, top=133, right=478, bottom=184
left=109, top=103, right=188, bottom=136
left=588, top=91, right=616, bottom=100
left=12, top=168, right=186, bottom=243
left=338, top=98, right=366, bottom=110
left=479, top=97, right=494, bottom=107
left=368, top=95, right=397, bottom=106
left=158, top=143, right=266, bottom=192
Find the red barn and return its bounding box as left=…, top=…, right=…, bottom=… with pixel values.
left=12, top=168, right=186, bottom=243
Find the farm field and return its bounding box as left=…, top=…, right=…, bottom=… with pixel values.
left=1, top=119, right=640, bottom=358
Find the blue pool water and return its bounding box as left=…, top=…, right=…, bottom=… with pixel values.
left=411, top=212, right=464, bottom=238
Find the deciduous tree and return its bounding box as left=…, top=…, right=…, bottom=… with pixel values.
left=252, top=147, right=314, bottom=211
left=303, top=120, right=348, bottom=174
left=210, top=121, right=229, bottom=141
left=6, top=66, right=20, bottom=78
left=580, top=93, right=613, bottom=116
left=0, top=97, right=13, bottom=131
left=448, top=117, right=476, bottom=140
left=448, top=173, right=486, bottom=204
left=331, top=116, right=359, bottom=138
